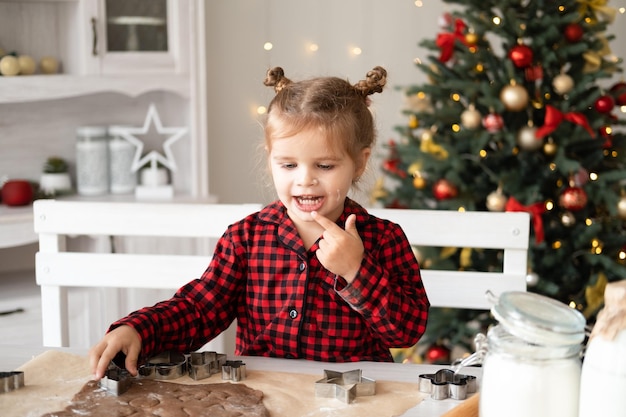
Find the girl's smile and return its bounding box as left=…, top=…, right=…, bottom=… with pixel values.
left=269, top=127, right=369, bottom=234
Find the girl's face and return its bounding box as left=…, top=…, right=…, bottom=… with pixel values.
left=269, top=127, right=370, bottom=228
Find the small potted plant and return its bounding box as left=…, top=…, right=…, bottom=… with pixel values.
left=40, top=156, right=72, bottom=196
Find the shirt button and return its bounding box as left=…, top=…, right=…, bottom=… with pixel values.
left=299, top=262, right=306, bottom=271
left=289, top=309, right=298, bottom=319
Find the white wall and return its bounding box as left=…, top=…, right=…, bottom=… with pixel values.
left=204, top=0, right=444, bottom=204
left=204, top=0, right=626, bottom=205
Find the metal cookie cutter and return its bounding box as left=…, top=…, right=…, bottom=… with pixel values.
left=221, top=360, right=246, bottom=382
left=139, top=351, right=187, bottom=380
left=189, top=351, right=228, bottom=380
left=315, top=369, right=376, bottom=404
left=418, top=369, right=477, bottom=400
left=99, top=367, right=132, bottom=396
left=1, top=371, right=24, bottom=394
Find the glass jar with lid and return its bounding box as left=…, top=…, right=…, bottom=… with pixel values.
left=108, top=125, right=137, bottom=194
left=76, top=126, right=110, bottom=196
left=477, top=291, right=586, bottom=417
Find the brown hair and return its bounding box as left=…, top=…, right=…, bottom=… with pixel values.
left=263, top=66, right=387, bottom=164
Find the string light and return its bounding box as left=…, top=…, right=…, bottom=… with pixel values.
left=414, top=0, right=423, bottom=7
left=263, top=42, right=273, bottom=51
left=351, top=46, right=362, bottom=56
left=308, top=43, right=319, bottom=52
left=257, top=106, right=267, bottom=115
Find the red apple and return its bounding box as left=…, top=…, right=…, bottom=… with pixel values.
left=1, top=180, right=34, bottom=206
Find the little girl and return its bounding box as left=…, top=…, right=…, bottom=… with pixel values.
left=90, top=66, right=430, bottom=379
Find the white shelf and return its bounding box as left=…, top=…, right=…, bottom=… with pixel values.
left=0, top=74, right=190, bottom=104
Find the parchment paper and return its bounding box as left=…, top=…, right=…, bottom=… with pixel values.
left=0, top=351, right=425, bottom=417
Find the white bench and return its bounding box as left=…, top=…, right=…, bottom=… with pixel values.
left=367, top=208, right=530, bottom=310
left=33, top=199, right=262, bottom=350
left=34, top=199, right=530, bottom=350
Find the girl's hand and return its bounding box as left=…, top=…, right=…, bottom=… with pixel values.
left=88, top=325, right=142, bottom=380
left=311, top=211, right=364, bottom=283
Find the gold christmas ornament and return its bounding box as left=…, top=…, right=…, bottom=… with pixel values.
left=409, top=114, right=419, bottom=129
left=413, top=175, right=427, bottom=189
left=465, top=32, right=479, bottom=46
left=552, top=73, right=574, bottom=95
left=543, top=138, right=558, bottom=156
left=461, top=104, right=482, bottom=129
left=486, top=187, right=507, bottom=211
left=516, top=123, right=543, bottom=151
left=500, top=81, right=529, bottom=112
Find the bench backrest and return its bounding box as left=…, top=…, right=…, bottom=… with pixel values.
left=34, top=199, right=262, bottom=348
left=368, top=208, right=529, bottom=309
left=34, top=200, right=530, bottom=348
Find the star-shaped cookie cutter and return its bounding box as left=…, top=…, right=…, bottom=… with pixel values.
left=0, top=371, right=24, bottom=393
left=315, top=369, right=376, bottom=404
left=418, top=369, right=477, bottom=400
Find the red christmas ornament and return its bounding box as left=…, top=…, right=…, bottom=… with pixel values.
left=564, top=23, right=584, bottom=43
left=525, top=64, right=544, bottom=82
left=508, top=44, right=533, bottom=68
left=559, top=186, right=588, bottom=211
left=425, top=343, right=451, bottom=364
left=609, top=82, right=626, bottom=106
left=482, top=112, right=504, bottom=133
left=594, top=95, right=615, bottom=114
left=433, top=179, right=458, bottom=200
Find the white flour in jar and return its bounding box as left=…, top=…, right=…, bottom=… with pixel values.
left=480, top=353, right=581, bottom=417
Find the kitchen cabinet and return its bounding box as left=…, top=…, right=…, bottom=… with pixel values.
left=0, top=0, right=208, bottom=197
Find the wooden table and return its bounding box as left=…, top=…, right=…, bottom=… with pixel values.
left=0, top=345, right=481, bottom=416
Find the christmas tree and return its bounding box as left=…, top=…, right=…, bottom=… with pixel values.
left=376, top=0, right=626, bottom=361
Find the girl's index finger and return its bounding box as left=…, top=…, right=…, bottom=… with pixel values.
left=311, top=211, right=339, bottom=231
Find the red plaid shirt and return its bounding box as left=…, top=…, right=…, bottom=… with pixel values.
left=113, top=199, right=429, bottom=362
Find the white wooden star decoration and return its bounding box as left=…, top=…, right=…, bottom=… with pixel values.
left=115, top=103, right=188, bottom=173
